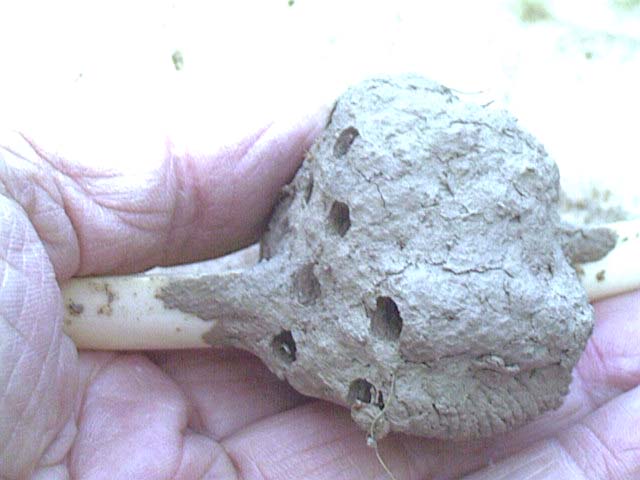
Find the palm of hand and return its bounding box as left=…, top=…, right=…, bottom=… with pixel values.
left=1, top=110, right=639, bottom=480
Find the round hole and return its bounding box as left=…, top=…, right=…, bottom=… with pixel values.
left=370, top=296, right=403, bottom=340
left=272, top=330, right=297, bottom=363
left=329, top=201, right=351, bottom=237
left=304, top=177, right=314, bottom=203
left=333, top=126, right=359, bottom=157
left=293, top=263, right=321, bottom=305
left=348, top=378, right=375, bottom=404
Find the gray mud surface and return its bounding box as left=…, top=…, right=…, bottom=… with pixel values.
left=160, top=75, right=601, bottom=439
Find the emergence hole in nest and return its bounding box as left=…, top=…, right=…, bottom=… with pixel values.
left=329, top=201, right=351, bottom=236
left=348, top=378, right=375, bottom=404
left=272, top=330, right=297, bottom=363
left=304, top=177, right=314, bottom=203
left=333, top=126, right=360, bottom=157
left=370, top=296, right=403, bottom=340
left=293, top=263, right=321, bottom=305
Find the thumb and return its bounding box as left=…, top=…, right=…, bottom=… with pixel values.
left=0, top=193, right=78, bottom=478
left=3, top=78, right=334, bottom=279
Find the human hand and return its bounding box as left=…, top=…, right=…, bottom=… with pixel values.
left=2, top=90, right=639, bottom=479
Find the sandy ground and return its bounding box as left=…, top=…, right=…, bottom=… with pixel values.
left=1, top=0, right=639, bottom=225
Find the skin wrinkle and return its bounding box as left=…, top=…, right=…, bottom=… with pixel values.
left=1, top=212, right=50, bottom=421
left=59, top=172, right=170, bottom=276
left=231, top=449, right=269, bottom=480
left=203, top=441, right=240, bottom=480
left=36, top=386, right=76, bottom=468
left=70, top=350, right=118, bottom=457
left=162, top=152, right=188, bottom=263
left=0, top=175, right=72, bottom=284
left=1, top=287, right=30, bottom=346
left=171, top=376, right=209, bottom=437
left=176, top=125, right=274, bottom=247
left=171, top=429, right=229, bottom=480
left=0, top=143, right=44, bottom=171
left=146, top=348, right=309, bottom=441
left=218, top=123, right=273, bottom=172
left=75, top=187, right=168, bottom=235
left=220, top=402, right=404, bottom=480
left=581, top=421, right=628, bottom=477
left=185, top=157, right=217, bottom=232
left=72, top=354, right=120, bottom=444
left=1, top=206, right=21, bottom=261
left=202, top=156, right=247, bottom=253
left=576, top=305, right=640, bottom=401
left=1, top=326, right=56, bottom=470
left=171, top=128, right=275, bottom=260
left=195, top=442, right=217, bottom=480
left=17, top=135, right=175, bottom=276
left=167, top=404, right=191, bottom=480
left=40, top=178, right=81, bottom=279
left=576, top=339, right=612, bottom=408
left=222, top=404, right=320, bottom=470
left=561, top=423, right=616, bottom=478
left=160, top=151, right=236, bottom=264
left=168, top=157, right=235, bottom=265
left=32, top=345, right=69, bottom=467
left=172, top=428, right=189, bottom=480
left=0, top=347, right=23, bottom=460
left=212, top=166, right=240, bottom=244
left=396, top=436, right=430, bottom=480
left=1, top=313, right=32, bottom=415
left=21, top=126, right=282, bottom=276
left=19, top=133, right=120, bottom=182
left=527, top=447, right=565, bottom=479
left=71, top=356, right=226, bottom=478
left=301, top=449, right=357, bottom=479
left=0, top=258, right=31, bottom=309
left=67, top=355, right=137, bottom=479
left=224, top=122, right=312, bottom=244
left=0, top=312, right=29, bottom=347
left=0, top=146, right=80, bottom=279
left=163, top=148, right=209, bottom=235
left=3, top=137, right=73, bottom=211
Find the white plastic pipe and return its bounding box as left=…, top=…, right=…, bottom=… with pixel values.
left=61, top=220, right=640, bottom=350
left=62, top=275, right=213, bottom=350
left=578, top=220, right=640, bottom=300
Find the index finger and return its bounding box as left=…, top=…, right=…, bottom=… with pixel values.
left=1, top=83, right=332, bottom=279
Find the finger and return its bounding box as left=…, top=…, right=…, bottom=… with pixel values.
left=71, top=352, right=243, bottom=479
left=222, top=401, right=382, bottom=480
left=148, top=348, right=309, bottom=440
left=69, top=352, right=236, bottom=480
left=69, top=353, right=184, bottom=478
left=580, top=289, right=640, bottom=397
left=173, top=432, right=238, bottom=480
left=464, top=384, right=640, bottom=479
left=0, top=194, right=77, bottom=479
left=1, top=82, right=332, bottom=279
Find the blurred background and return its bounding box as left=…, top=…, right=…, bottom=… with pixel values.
left=1, top=0, right=639, bottom=226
